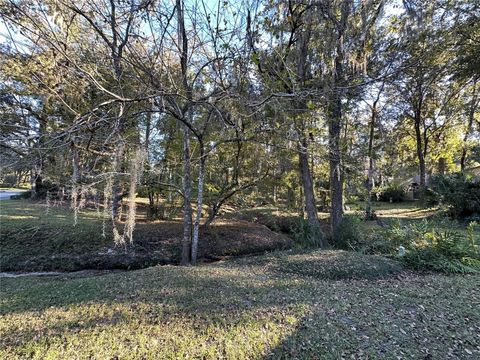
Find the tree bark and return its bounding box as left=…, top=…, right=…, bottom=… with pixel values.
left=326, top=1, right=350, bottom=237
left=181, top=124, right=192, bottom=265
left=111, top=133, right=125, bottom=219
left=298, top=138, right=326, bottom=247
left=461, top=80, right=477, bottom=172
left=177, top=0, right=193, bottom=265
left=329, top=86, right=344, bottom=236
left=110, top=0, right=127, bottom=220
left=191, top=146, right=205, bottom=265
left=293, top=22, right=325, bottom=245
left=414, top=110, right=426, bottom=200
left=365, top=104, right=377, bottom=219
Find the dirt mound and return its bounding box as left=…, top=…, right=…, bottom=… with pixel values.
left=1, top=216, right=293, bottom=272
left=199, top=220, right=293, bottom=259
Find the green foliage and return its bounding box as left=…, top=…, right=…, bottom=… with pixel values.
left=333, top=215, right=364, bottom=250
left=1, top=174, right=17, bottom=187
left=427, top=173, right=480, bottom=218
left=368, top=219, right=480, bottom=273
left=378, top=185, right=405, bottom=203
left=403, top=226, right=480, bottom=273
left=290, top=218, right=324, bottom=248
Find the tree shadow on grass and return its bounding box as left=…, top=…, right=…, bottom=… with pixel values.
left=0, top=265, right=316, bottom=355
left=262, top=273, right=480, bottom=359
left=1, top=251, right=402, bottom=353
left=1, top=252, right=478, bottom=359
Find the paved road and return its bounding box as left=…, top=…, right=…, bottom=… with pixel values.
left=0, top=190, right=29, bottom=200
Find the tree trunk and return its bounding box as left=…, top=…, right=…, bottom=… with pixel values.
left=293, top=23, right=322, bottom=236
left=414, top=112, right=426, bottom=200
left=109, top=3, right=126, bottom=221
left=298, top=138, right=326, bottom=247
left=181, top=124, right=192, bottom=266
left=329, top=90, right=344, bottom=236
left=272, top=167, right=277, bottom=204
left=438, top=158, right=446, bottom=175
left=31, top=119, right=46, bottom=199
left=461, top=81, right=477, bottom=172
left=31, top=171, right=43, bottom=199
left=111, top=136, right=125, bottom=219
left=365, top=105, right=376, bottom=219
left=177, top=0, right=194, bottom=265
left=191, top=146, right=205, bottom=265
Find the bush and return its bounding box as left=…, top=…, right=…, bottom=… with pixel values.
left=427, top=173, right=480, bottom=218
left=403, top=224, right=480, bottom=273
left=378, top=185, right=405, bottom=203
left=333, top=215, right=364, bottom=250
left=358, top=219, right=424, bottom=255
left=367, top=220, right=480, bottom=273
left=2, top=174, right=17, bottom=187
left=290, top=217, right=325, bottom=248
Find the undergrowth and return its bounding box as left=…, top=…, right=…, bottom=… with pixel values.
left=335, top=216, right=480, bottom=274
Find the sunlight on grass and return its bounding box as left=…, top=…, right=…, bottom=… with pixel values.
left=0, top=215, right=38, bottom=220
left=10, top=207, right=36, bottom=212
left=0, top=253, right=478, bottom=359
left=376, top=207, right=439, bottom=219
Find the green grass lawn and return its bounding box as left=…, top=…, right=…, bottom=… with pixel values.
left=1, top=249, right=479, bottom=359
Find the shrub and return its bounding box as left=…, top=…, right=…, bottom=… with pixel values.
left=379, top=185, right=405, bottom=202
left=290, top=217, right=325, bottom=248
left=2, top=174, right=17, bottom=187
left=333, top=215, right=364, bottom=250
left=361, top=219, right=427, bottom=255
left=427, top=173, right=480, bottom=218
left=402, top=225, right=480, bottom=273
left=367, top=220, right=480, bottom=273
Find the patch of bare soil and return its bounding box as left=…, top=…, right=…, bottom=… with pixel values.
left=130, top=219, right=294, bottom=264
left=199, top=220, right=293, bottom=260
left=3, top=218, right=293, bottom=272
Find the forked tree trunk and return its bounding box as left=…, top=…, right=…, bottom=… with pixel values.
left=298, top=138, right=326, bottom=247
